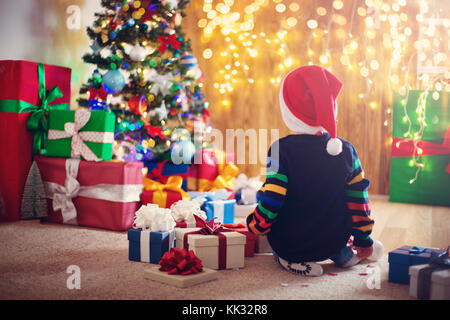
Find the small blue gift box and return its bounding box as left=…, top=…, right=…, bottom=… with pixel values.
left=128, top=228, right=175, bottom=264
left=204, top=199, right=236, bottom=224
left=144, top=160, right=189, bottom=191
left=187, top=190, right=236, bottom=224
left=388, top=246, right=445, bottom=284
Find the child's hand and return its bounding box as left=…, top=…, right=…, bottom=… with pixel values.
left=356, top=246, right=373, bottom=259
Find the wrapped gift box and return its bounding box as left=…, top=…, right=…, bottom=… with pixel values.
left=35, top=155, right=143, bottom=231
left=0, top=60, right=71, bottom=222
left=409, top=264, right=450, bottom=300
left=128, top=228, right=174, bottom=264
left=187, top=190, right=235, bottom=223
left=175, top=227, right=246, bottom=270
left=223, top=224, right=256, bottom=257
left=144, top=265, right=218, bottom=288
left=189, top=149, right=237, bottom=191
left=204, top=199, right=236, bottom=224
left=46, top=109, right=115, bottom=161
left=255, top=235, right=273, bottom=254
left=390, top=90, right=450, bottom=206
left=145, top=159, right=189, bottom=191
left=388, top=246, right=445, bottom=284
left=141, top=176, right=189, bottom=209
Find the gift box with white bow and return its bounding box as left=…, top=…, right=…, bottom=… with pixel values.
left=171, top=199, right=207, bottom=228
left=128, top=204, right=175, bottom=264
left=35, top=155, right=143, bottom=231
left=46, top=109, right=115, bottom=161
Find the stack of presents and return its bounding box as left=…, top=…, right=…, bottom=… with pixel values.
left=387, top=90, right=450, bottom=299
left=0, top=60, right=271, bottom=288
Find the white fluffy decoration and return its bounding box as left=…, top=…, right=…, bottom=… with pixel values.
left=170, top=199, right=206, bottom=223
left=133, top=204, right=175, bottom=232
left=326, top=138, right=343, bottom=156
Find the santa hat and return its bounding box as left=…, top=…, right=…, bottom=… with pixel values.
left=279, top=65, right=344, bottom=156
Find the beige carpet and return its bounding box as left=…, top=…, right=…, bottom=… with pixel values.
left=0, top=218, right=413, bottom=300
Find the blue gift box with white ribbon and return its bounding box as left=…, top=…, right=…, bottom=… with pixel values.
left=128, top=228, right=175, bottom=264
left=187, top=190, right=236, bottom=224
left=388, top=245, right=445, bottom=284
left=204, top=199, right=236, bottom=224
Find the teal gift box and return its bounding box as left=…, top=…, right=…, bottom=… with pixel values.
left=46, top=109, right=115, bottom=161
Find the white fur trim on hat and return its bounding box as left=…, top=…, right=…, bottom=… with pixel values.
left=326, top=138, right=343, bottom=156
left=279, top=77, right=325, bottom=135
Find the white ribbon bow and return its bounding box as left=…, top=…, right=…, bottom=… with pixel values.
left=170, top=199, right=206, bottom=223
left=148, top=69, right=173, bottom=96
left=44, top=159, right=142, bottom=224
left=133, top=203, right=175, bottom=232
left=48, top=109, right=114, bottom=162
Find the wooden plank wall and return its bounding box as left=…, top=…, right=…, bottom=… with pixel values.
left=183, top=0, right=421, bottom=195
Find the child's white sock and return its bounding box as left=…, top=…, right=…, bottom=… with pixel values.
left=277, top=256, right=323, bottom=276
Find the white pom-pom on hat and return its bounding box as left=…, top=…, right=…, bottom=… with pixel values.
left=326, top=138, right=343, bottom=156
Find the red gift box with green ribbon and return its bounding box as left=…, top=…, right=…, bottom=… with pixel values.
left=389, top=90, right=450, bottom=206
left=0, top=60, right=71, bottom=222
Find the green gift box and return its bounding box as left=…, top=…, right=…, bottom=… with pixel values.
left=389, top=90, right=450, bottom=206
left=46, top=109, right=116, bottom=161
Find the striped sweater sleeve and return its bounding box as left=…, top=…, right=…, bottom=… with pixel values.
left=246, top=152, right=288, bottom=235
left=345, top=146, right=374, bottom=247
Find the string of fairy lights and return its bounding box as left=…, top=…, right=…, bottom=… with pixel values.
left=194, top=0, right=449, bottom=184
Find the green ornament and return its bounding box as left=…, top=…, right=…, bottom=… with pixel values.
left=110, top=63, right=117, bottom=70
left=149, top=60, right=157, bottom=68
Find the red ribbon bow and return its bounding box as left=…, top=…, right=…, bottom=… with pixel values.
left=88, top=88, right=108, bottom=101
left=157, top=34, right=181, bottom=54
left=144, top=124, right=166, bottom=140
left=159, top=248, right=203, bottom=275
left=194, top=214, right=224, bottom=234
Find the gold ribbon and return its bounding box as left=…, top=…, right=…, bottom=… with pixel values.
left=143, top=175, right=189, bottom=208
left=198, top=150, right=240, bottom=192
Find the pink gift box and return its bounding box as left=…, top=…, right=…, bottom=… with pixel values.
left=35, top=155, right=143, bottom=231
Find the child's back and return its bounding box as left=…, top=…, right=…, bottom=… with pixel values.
left=247, top=65, right=375, bottom=276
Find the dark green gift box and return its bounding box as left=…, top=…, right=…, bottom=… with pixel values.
left=389, top=90, right=450, bottom=206
left=46, top=109, right=116, bottom=161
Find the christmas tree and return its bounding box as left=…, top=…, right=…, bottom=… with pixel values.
left=78, top=0, right=210, bottom=163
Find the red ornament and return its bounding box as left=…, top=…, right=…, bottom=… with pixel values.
left=169, top=107, right=178, bottom=116
left=128, top=96, right=147, bottom=115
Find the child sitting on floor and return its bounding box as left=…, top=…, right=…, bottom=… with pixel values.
left=247, top=65, right=376, bottom=276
